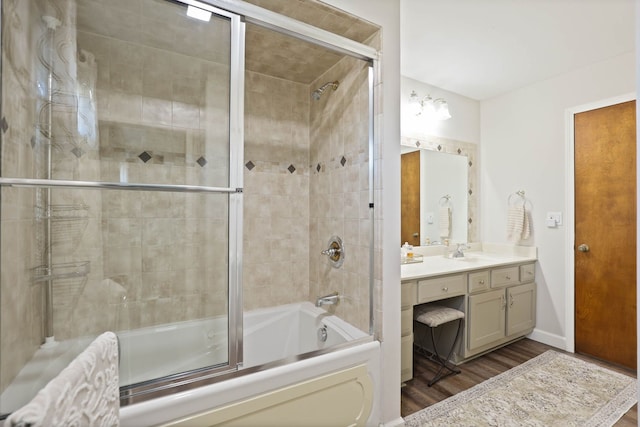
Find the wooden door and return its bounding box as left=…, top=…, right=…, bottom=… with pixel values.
left=574, top=100, right=636, bottom=369
left=401, top=151, right=420, bottom=246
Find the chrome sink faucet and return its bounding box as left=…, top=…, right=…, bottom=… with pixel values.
left=316, top=291, right=340, bottom=307
left=452, top=243, right=469, bottom=258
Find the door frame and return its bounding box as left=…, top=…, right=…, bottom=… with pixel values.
left=564, top=92, right=636, bottom=353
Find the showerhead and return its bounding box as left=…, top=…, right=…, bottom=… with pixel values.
left=312, top=81, right=340, bottom=100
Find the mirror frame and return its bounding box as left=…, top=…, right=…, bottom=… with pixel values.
left=401, top=135, right=478, bottom=242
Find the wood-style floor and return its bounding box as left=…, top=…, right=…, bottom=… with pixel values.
left=401, top=338, right=638, bottom=426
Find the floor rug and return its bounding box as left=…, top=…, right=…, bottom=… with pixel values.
left=404, top=350, right=637, bottom=427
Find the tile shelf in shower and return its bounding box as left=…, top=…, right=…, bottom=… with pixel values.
left=32, top=261, right=91, bottom=282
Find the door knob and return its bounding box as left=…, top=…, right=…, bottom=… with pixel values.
left=412, top=232, right=419, bottom=238
left=577, top=244, right=590, bottom=252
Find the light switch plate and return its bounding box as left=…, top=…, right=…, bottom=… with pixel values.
left=546, top=211, right=562, bottom=227
left=426, top=212, right=434, bottom=224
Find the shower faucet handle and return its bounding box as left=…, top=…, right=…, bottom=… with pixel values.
left=321, top=235, right=345, bottom=268
left=321, top=247, right=340, bottom=257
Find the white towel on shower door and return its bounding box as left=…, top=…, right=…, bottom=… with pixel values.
left=7, top=331, right=120, bottom=427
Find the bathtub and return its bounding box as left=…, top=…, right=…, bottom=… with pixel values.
left=120, top=302, right=380, bottom=427
left=120, top=302, right=379, bottom=426
left=2, top=302, right=379, bottom=425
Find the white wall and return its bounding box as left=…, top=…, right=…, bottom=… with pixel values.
left=481, top=52, right=636, bottom=348
left=320, top=1, right=403, bottom=426
left=401, top=76, right=480, bottom=144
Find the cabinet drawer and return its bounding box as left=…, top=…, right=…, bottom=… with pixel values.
left=417, top=274, right=465, bottom=303
left=401, top=281, right=417, bottom=308
left=491, top=266, right=519, bottom=288
left=468, top=271, right=490, bottom=293
left=401, top=307, right=413, bottom=336
left=520, top=263, right=535, bottom=282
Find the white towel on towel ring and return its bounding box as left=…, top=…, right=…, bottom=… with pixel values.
left=507, top=204, right=531, bottom=241
left=7, top=331, right=120, bottom=427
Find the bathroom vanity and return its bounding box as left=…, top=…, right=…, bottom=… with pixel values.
left=400, top=244, right=537, bottom=383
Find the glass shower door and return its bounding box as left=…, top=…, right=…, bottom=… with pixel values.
left=0, top=0, right=243, bottom=414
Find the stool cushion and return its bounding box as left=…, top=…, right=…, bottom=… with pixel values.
left=414, top=305, right=464, bottom=327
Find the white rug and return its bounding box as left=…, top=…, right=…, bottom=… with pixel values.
left=404, top=350, right=637, bottom=427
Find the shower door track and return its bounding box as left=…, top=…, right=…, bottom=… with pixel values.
left=0, top=178, right=242, bottom=194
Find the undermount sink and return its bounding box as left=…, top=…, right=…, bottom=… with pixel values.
left=448, top=253, right=502, bottom=262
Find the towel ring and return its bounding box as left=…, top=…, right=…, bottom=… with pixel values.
left=507, top=190, right=526, bottom=206
left=439, top=195, right=451, bottom=207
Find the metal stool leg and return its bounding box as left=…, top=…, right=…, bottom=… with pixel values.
left=427, top=318, right=463, bottom=387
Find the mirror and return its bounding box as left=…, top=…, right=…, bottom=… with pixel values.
left=401, top=136, right=478, bottom=246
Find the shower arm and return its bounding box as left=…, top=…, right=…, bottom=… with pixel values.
left=312, top=81, right=340, bottom=100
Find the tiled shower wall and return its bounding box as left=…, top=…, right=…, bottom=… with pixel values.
left=242, top=51, right=373, bottom=334
left=0, top=0, right=42, bottom=392
left=243, top=72, right=311, bottom=309
left=309, top=56, right=372, bottom=332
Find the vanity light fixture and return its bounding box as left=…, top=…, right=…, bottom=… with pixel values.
left=409, top=90, right=451, bottom=120
left=186, top=5, right=212, bottom=22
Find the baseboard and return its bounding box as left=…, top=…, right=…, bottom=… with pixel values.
left=527, top=328, right=568, bottom=351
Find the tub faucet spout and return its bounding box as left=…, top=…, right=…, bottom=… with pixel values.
left=316, top=291, right=340, bottom=307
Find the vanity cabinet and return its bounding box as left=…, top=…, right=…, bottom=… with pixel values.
left=465, top=262, right=536, bottom=357
left=467, top=281, right=536, bottom=353
left=400, top=259, right=536, bottom=384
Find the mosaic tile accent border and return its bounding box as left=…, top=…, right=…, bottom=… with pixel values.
left=401, top=135, right=479, bottom=242
left=242, top=159, right=309, bottom=175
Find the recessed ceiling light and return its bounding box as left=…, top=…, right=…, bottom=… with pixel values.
left=186, top=5, right=212, bottom=22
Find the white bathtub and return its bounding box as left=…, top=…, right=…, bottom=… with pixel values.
left=117, top=301, right=368, bottom=386
left=2, top=302, right=379, bottom=424
left=120, top=302, right=380, bottom=426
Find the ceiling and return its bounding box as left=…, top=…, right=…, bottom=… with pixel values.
left=400, top=0, right=635, bottom=101
left=244, top=0, right=379, bottom=83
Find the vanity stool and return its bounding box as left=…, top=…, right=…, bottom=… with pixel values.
left=413, top=304, right=464, bottom=386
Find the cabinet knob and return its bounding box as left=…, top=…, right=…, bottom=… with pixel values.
left=506, top=275, right=511, bottom=280
left=479, top=280, right=485, bottom=285
left=442, top=287, right=448, bottom=292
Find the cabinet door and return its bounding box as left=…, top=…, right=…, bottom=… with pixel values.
left=468, top=289, right=506, bottom=350
left=401, top=334, right=413, bottom=383
left=507, top=282, right=536, bottom=336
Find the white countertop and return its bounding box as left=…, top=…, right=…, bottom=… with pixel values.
left=401, top=243, right=537, bottom=281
